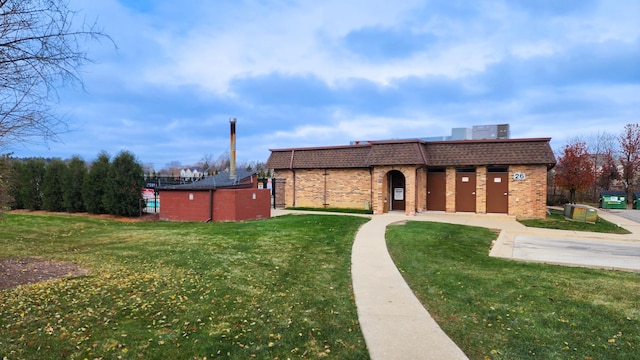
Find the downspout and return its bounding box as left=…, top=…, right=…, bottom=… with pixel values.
left=416, top=167, right=419, bottom=214
left=205, top=189, right=213, bottom=223
left=290, top=150, right=296, bottom=207
left=369, top=167, right=374, bottom=213
left=425, top=167, right=428, bottom=212
left=323, top=169, right=328, bottom=208
left=292, top=170, right=296, bottom=207
left=289, top=149, right=295, bottom=169
left=417, top=142, right=429, bottom=214
left=272, top=178, right=277, bottom=209
left=417, top=141, right=428, bottom=165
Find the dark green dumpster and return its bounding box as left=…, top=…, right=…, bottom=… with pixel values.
left=634, top=192, right=640, bottom=210
left=599, top=190, right=626, bottom=209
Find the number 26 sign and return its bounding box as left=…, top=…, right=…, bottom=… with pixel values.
left=513, top=172, right=526, bottom=181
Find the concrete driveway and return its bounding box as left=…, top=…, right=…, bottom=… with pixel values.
left=606, top=208, right=640, bottom=223
left=512, top=235, right=640, bottom=271
left=491, top=208, right=640, bottom=272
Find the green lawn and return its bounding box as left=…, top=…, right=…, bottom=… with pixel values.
left=387, top=221, right=640, bottom=360
left=0, top=213, right=370, bottom=359
left=519, top=208, right=630, bottom=234
left=5, top=213, right=638, bottom=360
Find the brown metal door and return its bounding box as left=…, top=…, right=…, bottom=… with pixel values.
left=456, top=170, right=476, bottom=212
left=390, top=171, right=405, bottom=211
left=487, top=172, right=509, bottom=213
left=427, top=171, right=446, bottom=211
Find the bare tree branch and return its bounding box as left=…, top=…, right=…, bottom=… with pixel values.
left=0, top=0, right=112, bottom=148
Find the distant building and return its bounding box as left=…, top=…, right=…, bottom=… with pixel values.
left=352, top=124, right=511, bottom=144
left=179, top=167, right=207, bottom=180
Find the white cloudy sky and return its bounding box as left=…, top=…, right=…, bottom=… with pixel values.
left=6, top=0, right=640, bottom=169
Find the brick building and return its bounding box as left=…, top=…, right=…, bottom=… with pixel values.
left=266, top=138, right=556, bottom=219
left=158, top=169, right=271, bottom=222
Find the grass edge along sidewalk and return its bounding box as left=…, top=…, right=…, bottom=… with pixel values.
left=387, top=220, right=639, bottom=360
left=518, top=208, right=630, bottom=234
left=0, top=213, right=370, bottom=359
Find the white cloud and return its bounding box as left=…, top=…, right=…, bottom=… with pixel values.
left=9, top=0, right=640, bottom=169
left=139, top=0, right=484, bottom=93
left=267, top=111, right=448, bottom=149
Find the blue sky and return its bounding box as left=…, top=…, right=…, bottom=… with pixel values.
left=6, top=0, right=640, bottom=169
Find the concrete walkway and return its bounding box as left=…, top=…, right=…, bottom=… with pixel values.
left=273, top=208, right=640, bottom=359
left=351, top=213, right=469, bottom=360
left=351, top=212, right=534, bottom=359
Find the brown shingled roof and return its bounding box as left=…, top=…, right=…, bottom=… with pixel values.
left=365, top=142, right=426, bottom=165
left=265, top=150, right=293, bottom=169
left=424, top=139, right=556, bottom=167
left=266, top=138, right=556, bottom=169
left=266, top=145, right=371, bottom=169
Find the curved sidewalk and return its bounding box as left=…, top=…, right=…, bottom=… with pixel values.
left=350, top=209, right=640, bottom=359
left=351, top=213, right=468, bottom=360
left=275, top=208, right=639, bottom=359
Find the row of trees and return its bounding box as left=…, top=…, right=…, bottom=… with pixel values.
left=553, top=123, right=640, bottom=204
left=2, top=151, right=144, bottom=216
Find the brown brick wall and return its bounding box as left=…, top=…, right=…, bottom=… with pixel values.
left=159, top=188, right=271, bottom=222
left=273, top=168, right=371, bottom=209
left=273, top=170, right=294, bottom=208
left=160, top=190, right=211, bottom=222
left=445, top=167, right=456, bottom=212
left=212, top=188, right=271, bottom=222
left=325, top=169, right=372, bottom=209
left=372, top=166, right=418, bottom=215
left=404, top=169, right=416, bottom=216
left=509, top=165, right=548, bottom=219
left=292, top=169, right=324, bottom=207
left=274, top=164, right=549, bottom=218
left=372, top=167, right=387, bottom=214
left=273, top=177, right=287, bottom=208
left=476, top=166, right=487, bottom=214
left=416, top=168, right=427, bottom=213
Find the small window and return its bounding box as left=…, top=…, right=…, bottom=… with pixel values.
left=428, top=167, right=445, bottom=173
left=456, top=168, right=476, bottom=173
left=488, top=167, right=508, bottom=173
